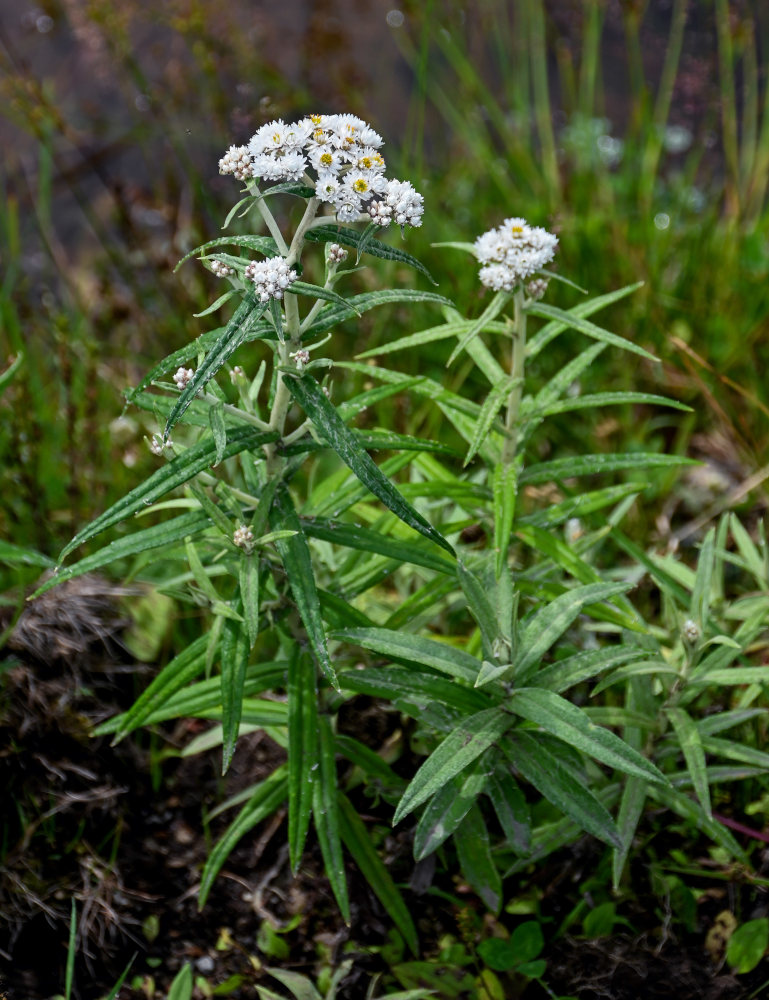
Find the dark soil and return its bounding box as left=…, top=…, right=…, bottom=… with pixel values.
left=1, top=578, right=767, bottom=1000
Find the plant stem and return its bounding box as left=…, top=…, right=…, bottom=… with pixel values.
left=501, top=287, right=526, bottom=467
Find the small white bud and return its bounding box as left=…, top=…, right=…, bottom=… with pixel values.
left=233, top=525, right=255, bottom=549
left=682, top=619, right=700, bottom=643
left=173, top=367, right=195, bottom=390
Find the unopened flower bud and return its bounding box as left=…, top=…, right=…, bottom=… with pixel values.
left=526, top=277, right=549, bottom=300
left=327, top=243, right=348, bottom=263
left=289, top=349, right=310, bottom=370
left=173, top=367, right=195, bottom=390
left=210, top=259, right=234, bottom=277
left=233, top=525, right=254, bottom=549
left=682, top=619, right=700, bottom=643
left=219, top=145, right=253, bottom=181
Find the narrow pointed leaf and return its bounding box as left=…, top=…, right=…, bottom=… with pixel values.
left=221, top=614, right=249, bottom=774
left=305, top=224, right=436, bottom=284
left=646, top=783, right=747, bottom=862
left=198, top=768, right=288, bottom=907
left=289, top=280, right=361, bottom=314
left=300, top=517, right=455, bottom=575
left=448, top=291, right=511, bottom=367
left=270, top=484, right=336, bottom=688
left=527, top=301, right=658, bottom=361
left=287, top=648, right=319, bottom=873
left=239, top=553, right=260, bottom=647
left=527, top=282, right=644, bottom=359
left=519, top=452, right=698, bottom=485
left=515, top=582, right=631, bottom=684
left=414, top=761, right=488, bottom=860
left=175, top=235, right=279, bottom=272
left=509, top=687, right=667, bottom=784
left=394, top=708, right=514, bottom=824
left=488, top=770, right=531, bottom=854
left=334, top=627, right=480, bottom=683
left=313, top=717, right=349, bottom=922
left=304, top=290, right=455, bottom=339
left=454, top=801, right=502, bottom=913
left=464, top=374, right=518, bottom=466
left=457, top=562, right=500, bottom=658
left=285, top=373, right=454, bottom=556
left=612, top=776, right=647, bottom=889
left=504, top=732, right=621, bottom=847
left=493, top=459, right=520, bottom=578
left=165, top=293, right=268, bottom=437
left=530, top=391, right=691, bottom=418
left=59, top=426, right=276, bottom=562
left=337, top=792, right=419, bottom=954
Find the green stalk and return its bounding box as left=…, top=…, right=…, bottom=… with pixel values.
left=715, top=0, right=740, bottom=216
left=502, top=288, right=527, bottom=467
left=528, top=0, right=560, bottom=206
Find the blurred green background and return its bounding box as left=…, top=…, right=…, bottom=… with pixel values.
left=2, top=0, right=768, bottom=572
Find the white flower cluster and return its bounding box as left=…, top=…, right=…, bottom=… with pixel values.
left=474, top=218, right=558, bottom=292
left=244, top=257, right=298, bottom=302
left=327, top=242, right=348, bottom=263
left=233, top=525, right=254, bottom=549
left=219, top=113, right=424, bottom=228
left=210, top=259, right=234, bottom=277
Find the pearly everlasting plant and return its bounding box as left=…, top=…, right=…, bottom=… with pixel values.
left=37, top=114, right=767, bottom=952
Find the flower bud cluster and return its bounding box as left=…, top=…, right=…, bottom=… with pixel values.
left=327, top=243, right=348, bottom=263
left=244, top=258, right=297, bottom=302
left=218, top=145, right=253, bottom=181
left=173, top=367, right=195, bottom=390
left=474, top=218, right=558, bottom=292
left=220, top=114, right=424, bottom=229
left=233, top=525, right=254, bottom=549
left=210, top=259, right=234, bottom=277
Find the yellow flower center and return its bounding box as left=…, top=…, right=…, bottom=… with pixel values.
left=353, top=178, right=369, bottom=193
left=320, top=152, right=333, bottom=166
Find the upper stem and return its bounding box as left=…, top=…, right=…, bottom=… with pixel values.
left=501, top=287, right=527, bottom=467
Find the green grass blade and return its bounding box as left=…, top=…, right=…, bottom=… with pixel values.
left=168, top=964, right=193, bottom=1000
left=65, top=898, right=76, bottom=1000
left=509, top=687, right=667, bottom=785
left=58, top=427, right=276, bottom=563
left=198, top=768, right=288, bottom=907
left=337, top=792, right=419, bottom=954
left=285, top=373, right=454, bottom=556
left=288, top=648, right=319, bottom=873
left=270, top=484, right=336, bottom=689
left=394, top=708, right=515, bottom=823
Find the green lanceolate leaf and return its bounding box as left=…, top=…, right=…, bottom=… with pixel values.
left=665, top=708, right=711, bottom=820
left=508, top=687, right=667, bottom=785
left=239, top=553, right=260, bottom=647
left=334, top=627, right=481, bottom=683
left=645, top=783, right=747, bottom=862
left=504, top=731, right=621, bottom=848
left=515, top=582, right=632, bottom=685
left=447, top=290, right=511, bottom=368
left=165, top=293, right=268, bottom=437
left=342, top=666, right=489, bottom=718
left=453, top=800, right=502, bottom=914
left=313, top=717, right=349, bottom=922
left=30, top=510, right=210, bottom=597
left=270, top=484, right=336, bottom=689
left=289, top=280, right=361, bottom=315
left=337, top=792, right=419, bottom=954
left=518, top=483, right=644, bottom=530
left=285, top=373, right=454, bottom=557
left=198, top=767, right=288, bottom=907
left=519, top=452, right=698, bottom=485
left=394, top=707, right=514, bottom=824
left=528, top=391, right=692, bottom=419
left=111, top=634, right=212, bottom=744
left=59, top=427, right=276, bottom=563
left=612, top=775, right=647, bottom=889
left=487, top=770, right=531, bottom=854
left=527, top=282, right=643, bottom=359
left=299, top=517, right=455, bottom=575
left=493, top=458, right=521, bottom=578
left=305, top=224, right=437, bottom=285
left=527, top=301, right=658, bottom=362
left=535, top=645, right=649, bottom=694
left=464, top=374, right=519, bottom=466
left=174, top=234, right=280, bottom=272
left=414, top=759, right=488, bottom=860
left=354, top=318, right=507, bottom=361
left=221, top=613, right=250, bottom=774
left=288, top=647, right=319, bottom=873
left=457, top=562, right=500, bottom=660
left=304, top=290, right=455, bottom=339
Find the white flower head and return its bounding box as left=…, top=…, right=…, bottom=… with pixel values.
left=244, top=257, right=297, bottom=302
left=327, top=243, right=348, bottom=263
left=474, top=217, right=558, bottom=290
left=384, top=178, right=424, bottom=228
